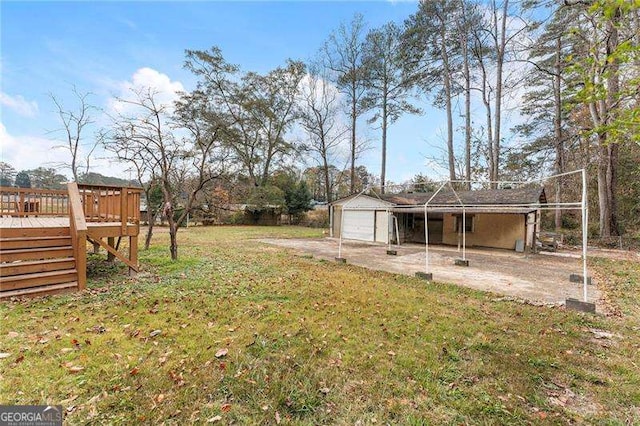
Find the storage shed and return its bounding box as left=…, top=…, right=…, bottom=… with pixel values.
left=330, top=194, right=394, bottom=243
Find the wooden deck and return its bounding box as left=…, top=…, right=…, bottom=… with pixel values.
left=0, top=217, right=139, bottom=236
left=1, top=217, right=69, bottom=228
left=0, top=183, right=142, bottom=298
left=0, top=217, right=69, bottom=228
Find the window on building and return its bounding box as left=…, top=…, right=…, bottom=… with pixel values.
left=453, top=214, right=474, bottom=233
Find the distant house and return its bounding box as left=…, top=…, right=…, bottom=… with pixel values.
left=240, top=204, right=282, bottom=225
left=329, top=188, right=546, bottom=251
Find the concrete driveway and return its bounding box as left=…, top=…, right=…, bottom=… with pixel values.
left=260, top=238, right=600, bottom=306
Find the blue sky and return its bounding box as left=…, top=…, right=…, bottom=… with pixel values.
left=1, top=1, right=473, bottom=183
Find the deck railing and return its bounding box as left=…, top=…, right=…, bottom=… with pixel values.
left=0, top=184, right=142, bottom=229
left=77, top=184, right=142, bottom=231
left=0, top=186, right=69, bottom=216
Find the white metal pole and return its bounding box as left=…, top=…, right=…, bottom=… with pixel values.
left=394, top=216, right=401, bottom=247
left=329, top=205, right=333, bottom=237
left=424, top=204, right=429, bottom=273
left=582, top=169, right=588, bottom=302
left=387, top=209, right=391, bottom=250
left=338, top=206, right=345, bottom=259
left=462, top=207, right=466, bottom=261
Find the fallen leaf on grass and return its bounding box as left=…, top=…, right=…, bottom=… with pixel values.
left=7, top=332, right=19, bottom=338
left=130, top=367, right=139, bottom=376
left=67, top=366, right=85, bottom=373
left=275, top=411, right=281, bottom=424
left=215, top=348, right=228, bottom=358
left=155, top=394, right=165, bottom=403
left=221, top=403, right=231, bottom=412
left=14, top=355, right=24, bottom=364
left=207, top=415, right=222, bottom=423
left=150, top=330, right=162, bottom=338
left=387, top=351, right=396, bottom=357
left=0, top=353, right=11, bottom=359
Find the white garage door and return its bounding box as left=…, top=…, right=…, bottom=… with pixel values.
left=342, top=210, right=375, bottom=241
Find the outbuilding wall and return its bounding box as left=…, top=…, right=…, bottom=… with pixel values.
left=442, top=213, right=525, bottom=250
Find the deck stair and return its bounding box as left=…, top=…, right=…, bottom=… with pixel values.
left=0, top=226, right=79, bottom=298
left=1, top=182, right=141, bottom=299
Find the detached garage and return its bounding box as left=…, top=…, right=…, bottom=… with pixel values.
left=330, top=194, right=393, bottom=244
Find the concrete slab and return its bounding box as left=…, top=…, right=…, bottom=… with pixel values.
left=259, top=238, right=602, bottom=306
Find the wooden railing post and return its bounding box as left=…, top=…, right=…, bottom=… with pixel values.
left=120, top=187, right=127, bottom=234
left=67, top=182, right=88, bottom=290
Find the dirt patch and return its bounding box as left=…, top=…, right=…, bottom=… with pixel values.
left=260, top=238, right=604, bottom=309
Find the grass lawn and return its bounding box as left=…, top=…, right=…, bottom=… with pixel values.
left=1, top=226, right=639, bottom=424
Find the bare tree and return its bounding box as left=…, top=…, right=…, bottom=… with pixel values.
left=321, top=13, right=368, bottom=194
left=298, top=65, right=349, bottom=202
left=50, top=86, right=97, bottom=181
left=483, top=0, right=532, bottom=187
left=103, top=87, right=224, bottom=259
left=455, top=0, right=484, bottom=189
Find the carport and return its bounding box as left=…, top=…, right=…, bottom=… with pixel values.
left=332, top=170, right=591, bottom=308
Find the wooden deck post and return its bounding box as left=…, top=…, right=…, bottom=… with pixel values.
left=76, top=230, right=87, bottom=290
left=107, top=237, right=115, bottom=262
left=128, top=235, right=138, bottom=277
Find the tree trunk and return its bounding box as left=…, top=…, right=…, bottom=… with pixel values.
left=481, top=64, right=494, bottom=185
left=162, top=184, right=179, bottom=260
left=381, top=90, right=388, bottom=194
left=553, top=36, right=564, bottom=230
left=350, top=85, right=357, bottom=194
left=169, top=222, right=179, bottom=260
left=604, top=11, right=620, bottom=237
left=144, top=210, right=156, bottom=250
left=463, top=36, right=472, bottom=190
left=597, top=140, right=611, bottom=237
left=596, top=8, right=621, bottom=238
left=491, top=0, right=508, bottom=188
left=441, top=27, right=455, bottom=182
left=322, top=149, right=332, bottom=203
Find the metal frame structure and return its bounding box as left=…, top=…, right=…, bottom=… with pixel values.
left=335, top=169, right=590, bottom=303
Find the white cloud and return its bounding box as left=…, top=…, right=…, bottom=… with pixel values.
left=0, top=92, right=39, bottom=117
left=108, top=67, right=185, bottom=115
left=0, top=122, right=67, bottom=173
left=0, top=122, right=129, bottom=179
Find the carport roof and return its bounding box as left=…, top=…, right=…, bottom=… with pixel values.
left=381, top=187, right=546, bottom=207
